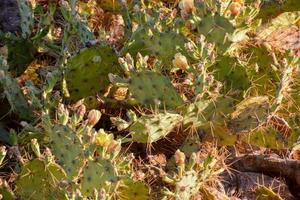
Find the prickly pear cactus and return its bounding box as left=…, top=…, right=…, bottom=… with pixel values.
left=228, top=96, right=270, bottom=134
left=196, top=14, right=234, bottom=53
left=256, top=185, right=283, bottom=200
left=129, top=112, right=183, bottom=143
left=173, top=170, right=199, bottom=200
left=240, top=127, right=287, bottom=149
left=96, top=0, right=133, bottom=12
left=116, top=178, right=150, bottom=200
left=0, top=179, right=14, bottom=200
left=81, top=158, right=118, bottom=195
left=16, top=159, right=67, bottom=200
left=257, top=12, right=300, bottom=56
left=0, top=67, right=33, bottom=120
left=6, top=38, right=36, bottom=76
left=16, top=0, right=34, bottom=38
left=183, top=97, right=235, bottom=128
left=65, top=45, right=122, bottom=101
left=257, top=0, right=300, bottom=22
left=213, top=55, right=250, bottom=91
left=201, top=124, right=238, bottom=146
left=122, top=27, right=191, bottom=67
left=49, top=125, right=85, bottom=180
left=129, top=71, right=184, bottom=109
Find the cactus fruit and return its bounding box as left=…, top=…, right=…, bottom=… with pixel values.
left=49, top=125, right=85, bottom=180
left=128, top=71, right=184, bottom=109
left=16, top=159, right=67, bottom=200
left=228, top=96, right=270, bottom=134
left=65, top=45, right=122, bottom=101
left=116, top=178, right=150, bottom=200
left=81, top=158, right=118, bottom=195
left=129, top=112, right=183, bottom=143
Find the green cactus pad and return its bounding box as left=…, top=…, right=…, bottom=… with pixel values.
left=49, top=125, right=85, bottom=180
left=175, top=170, right=200, bottom=200
left=241, top=45, right=281, bottom=96
left=258, top=11, right=300, bottom=39
left=96, top=0, right=133, bottom=12
left=122, top=28, right=190, bottom=67
left=7, top=39, right=36, bottom=76
left=17, top=0, right=34, bottom=38
left=256, top=185, right=283, bottom=200
left=129, top=112, right=183, bottom=143
left=213, top=56, right=250, bottom=91
left=81, top=159, right=118, bottom=196
left=201, top=124, right=238, bottom=146
left=241, top=127, right=287, bottom=149
left=229, top=96, right=270, bottom=134
left=183, top=97, right=235, bottom=128
left=129, top=71, right=184, bottom=109
left=196, top=14, right=234, bottom=53
left=65, top=46, right=122, bottom=101
left=0, top=69, right=33, bottom=120
left=16, top=159, right=67, bottom=200
left=257, top=0, right=300, bottom=22
left=117, top=178, right=150, bottom=200
left=0, top=180, right=14, bottom=200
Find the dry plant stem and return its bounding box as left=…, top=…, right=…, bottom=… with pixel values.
left=230, top=153, right=300, bottom=197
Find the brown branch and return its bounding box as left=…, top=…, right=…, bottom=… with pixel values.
left=229, top=154, right=300, bottom=198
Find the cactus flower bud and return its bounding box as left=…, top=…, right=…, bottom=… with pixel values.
left=87, top=110, right=101, bottom=126
left=58, top=103, right=69, bottom=125
left=106, top=140, right=121, bottom=154
left=172, top=53, right=189, bottom=71
left=229, top=2, right=242, bottom=16
left=73, top=100, right=86, bottom=125
left=0, top=146, right=7, bottom=166
left=0, top=70, right=5, bottom=79
left=179, top=0, right=195, bottom=18
left=174, top=149, right=185, bottom=166
left=44, top=147, right=54, bottom=163
left=31, top=139, right=41, bottom=158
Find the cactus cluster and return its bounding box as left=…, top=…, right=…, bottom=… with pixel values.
left=0, top=0, right=300, bottom=199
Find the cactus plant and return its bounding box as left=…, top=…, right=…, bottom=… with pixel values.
left=49, top=124, right=86, bottom=180
left=6, top=38, right=36, bottom=76
left=81, top=158, right=118, bottom=195
left=228, top=96, right=270, bottom=134
left=121, top=27, right=192, bottom=68
left=256, top=185, right=283, bottom=200
left=129, top=112, right=183, bottom=143
left=116, top=178, right=149, bottom=200
left=0, top=59, right=33, bottom=120
left=64, top=45, right=122, bottom=101
left=16, top=159, right=67, bottom=200
left=17, top=0, right=34, bottom=38
left=128, top=70, right=184, bottom=109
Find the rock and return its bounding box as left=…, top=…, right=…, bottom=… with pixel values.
left=0, top=0, right=20, bottom=33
